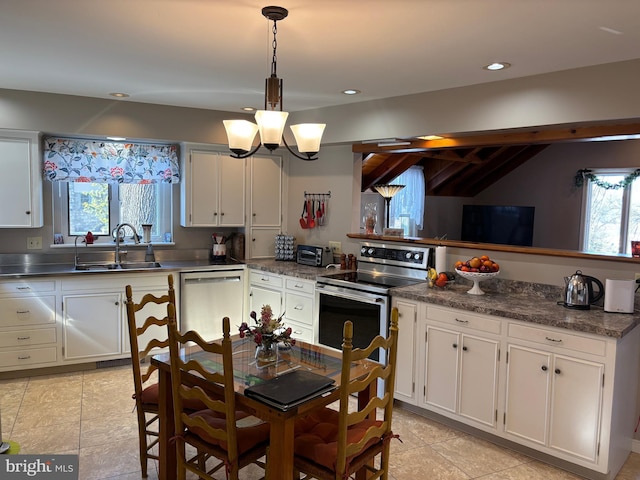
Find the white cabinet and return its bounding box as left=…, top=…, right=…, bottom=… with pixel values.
left=422, top=306, right=500, bottom=429
left=247, top=154, right=283, bottom=259
left=62, top=292, right=122, bottom=360
left=249, top=270, right=283, bottom=317
left=283, top=276, right=315, bottom=344
left=0, top=130, right=43, bottom=228
left=0, top=279, right=58, bottom=371
left=391, top=298, right=419, bottom=404
left=61, top=273, right=170, bottom=363
left=248, top=270, right=316, bottom=344
left=505, top=324, right=605, bottom=463
left=180, top=149, right=245, bottom=227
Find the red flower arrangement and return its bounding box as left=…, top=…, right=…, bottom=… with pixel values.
left=239, top=304, right=295, bottom=347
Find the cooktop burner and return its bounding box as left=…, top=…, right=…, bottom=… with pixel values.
left=319, top=271, right=424, bottom=289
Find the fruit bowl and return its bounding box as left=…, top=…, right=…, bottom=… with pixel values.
left=455, top=270, right=499, bottom=295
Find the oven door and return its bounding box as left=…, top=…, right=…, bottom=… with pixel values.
left=315, top=283, right=389, bottom=362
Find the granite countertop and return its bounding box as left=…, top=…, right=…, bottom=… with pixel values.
left=245, top=259, right=333, bottom=281
left=392, top=280, right=640, bottom=339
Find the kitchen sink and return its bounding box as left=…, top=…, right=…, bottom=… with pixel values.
left=75, top=262, right=119, bottom=271
left=118, top=261, right=162, bottom=269
left=74, top=261, right=162, bottom=270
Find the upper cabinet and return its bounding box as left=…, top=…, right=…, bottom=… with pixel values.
left=180, top=149, right=245, bottom=227
left=0, top=130, right=43, bottom=228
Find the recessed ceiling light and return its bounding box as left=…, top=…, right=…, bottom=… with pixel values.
left=109, top=92, right=130, bottom=98
left=241, top=107, right=256, bottom=112
left=342, top=89, right=361, bottom=95
left=107, top=136, right=126, bottom=141
left=483, top=62, right=511, bottom=71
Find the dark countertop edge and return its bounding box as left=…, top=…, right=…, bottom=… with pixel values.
left=390, top=284, right=639, bottom=339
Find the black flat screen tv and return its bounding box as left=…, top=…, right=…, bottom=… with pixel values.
left=461, top=205, right=535, bottom=247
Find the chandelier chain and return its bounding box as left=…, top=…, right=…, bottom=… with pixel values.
left=271, top=20, right=278, bottom=77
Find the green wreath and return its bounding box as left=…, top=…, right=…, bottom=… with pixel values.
left=574, top=168, right=640, bottom=189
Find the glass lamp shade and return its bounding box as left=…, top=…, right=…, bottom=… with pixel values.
left=290, top=123, right=326, bottom=153
left=223, top=120, right=259, bottom=154
left=255, top=110, right=289, bottom=150
left=374, top=184, right=405, bottom=199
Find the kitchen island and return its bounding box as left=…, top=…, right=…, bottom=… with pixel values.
left=390, top=279, right=640, bottom=480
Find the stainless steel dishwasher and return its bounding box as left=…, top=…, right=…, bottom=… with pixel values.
left=180, top=268, right=246, bottom=341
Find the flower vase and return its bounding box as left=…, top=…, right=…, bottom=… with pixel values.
left=256, top=336, right=277, bottom=365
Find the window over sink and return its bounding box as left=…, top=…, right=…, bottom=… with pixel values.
left=52, top=182, right=172, bottom=245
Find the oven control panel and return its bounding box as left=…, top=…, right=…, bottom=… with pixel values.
left=359, top=243, right=430, bottom=269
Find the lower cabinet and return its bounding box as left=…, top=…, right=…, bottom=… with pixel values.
left=391, top=296, right=640, bottom=479
left=0, top=279, right=58, bottom=371
left=61, top=273, right=170, bottom=364
left=421, top=306, right=500, bottom=429
left=248, top=270, right=316, bottom=344
left=62, top=292, right=121, bottom=359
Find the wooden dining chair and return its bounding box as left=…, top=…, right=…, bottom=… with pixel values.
left=125, top=274, right=179, bottom=477
left=166, top=304, right=270, bottom=480
left=293, top=307, right=400, bottom=480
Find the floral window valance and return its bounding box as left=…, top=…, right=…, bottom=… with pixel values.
left=43, top=136, right=180, bottom=184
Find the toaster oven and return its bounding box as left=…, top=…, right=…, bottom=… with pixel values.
left=296, top=245, right=333, bottom=267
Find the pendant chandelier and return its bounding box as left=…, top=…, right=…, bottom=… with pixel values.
left=223, top=6, right=326, bottom=161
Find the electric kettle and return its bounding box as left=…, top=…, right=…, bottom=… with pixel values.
left=562, top=270, right=604, bottom=309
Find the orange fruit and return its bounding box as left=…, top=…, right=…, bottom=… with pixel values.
left=469, top=257, right=482, bottom=269
left=491, top=263, right=499, bottom=272
left=480, top=255, right=490, bottom=262
left=483, top=260, right=493, bottom=268
left=454, top=260, right=463, bottom=269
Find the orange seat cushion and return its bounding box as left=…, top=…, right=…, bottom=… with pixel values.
left=188, top=410, right=270, bottom=454
left=294, top=407, right=384, bottom=472
left=136, top=382, right=208, bottom=411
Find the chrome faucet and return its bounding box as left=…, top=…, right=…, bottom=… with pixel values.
left=114, top=223, right=140, bottom=264
left=74, top=235, right=84, bottom=268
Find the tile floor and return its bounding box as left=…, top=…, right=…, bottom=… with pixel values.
left=1, top=364, right=639, bottom=480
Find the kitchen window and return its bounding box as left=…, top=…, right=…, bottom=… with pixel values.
left=53, top=182, right=172, bottom=244
left=389, top=166, right=425, bottom=237
left=581, top=168, right=640, bottom=255
left=44, top=136, right=179, bottom=245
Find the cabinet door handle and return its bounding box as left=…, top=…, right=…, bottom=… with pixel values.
left=294, top=304, right=304, bottom=310
left=462, top=346, right=468, bottom=351
left=220, top=212, right=225, bottom=216
left=294, top=283, right=304, bottom=289
left=452, top=343, right=458, bottom=349
left=455, top=318, right=469, bottom=324
left=26, top=210, right=31, bottom=215
left=17, top=336, right=31, bottom=340
left=18, top=355, right=31, bottom=360
left=16, top=310, right=30, bottom=314
left=545, top=336, right=563, bottom=343
left=261, top=277, right=270, bottom=282
left=293, top=329, right=303, bottom=335
left=17, top=286, right=31, bottom=291
left=555, top=368, right=561, bottom=375
left=541, top=365, right=548, bottom=371
left=115, top=301, right=119, bottom=306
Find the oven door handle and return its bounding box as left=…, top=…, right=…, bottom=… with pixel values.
left=316, top=285, right=386, bottom=304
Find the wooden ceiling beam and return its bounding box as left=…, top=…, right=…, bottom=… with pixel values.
left=353, top=122, right=640, bottom=154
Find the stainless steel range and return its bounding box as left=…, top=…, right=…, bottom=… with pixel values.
left=315, top=242, right=431, bottom=361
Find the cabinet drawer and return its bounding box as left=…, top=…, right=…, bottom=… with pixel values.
left=62, top=273, right=168, bottom=292
left=285, top=319, right=314, bottom=344
left=285, top=277, right=314, bottom=295
left=0, top=280, right=55, bottom=295
left=0, top=346, right=57, bottom=367
left=427, top=306, right=501, bottom=335
left=249, top=271, right=283, bottom=289
left=285, top=292, right=314, bottom=326
left=0, top=327, right=56, bottom=348
left=508, top=322, right=607, bottom=357
left=0, top=296, right=56, bottom=327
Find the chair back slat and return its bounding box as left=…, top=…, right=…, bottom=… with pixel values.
left=334, top=307, right=399, bottom=477
left=167, top=306, right=241, bottom=464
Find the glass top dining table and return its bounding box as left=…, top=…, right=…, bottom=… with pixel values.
left=151, top=336, right=377, bottom=480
